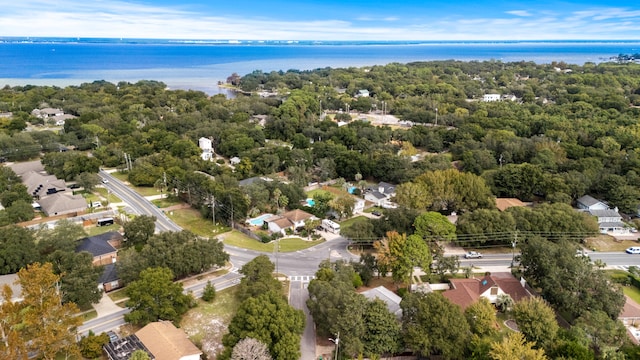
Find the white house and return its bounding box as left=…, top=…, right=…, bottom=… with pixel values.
left=364, top=182, right=397, bottom=208
left=266, top=209, right=315, bottom=234
left=230, top=156, right=241, bottom=165
left=356, top=89, right=370, bottom=98
left=198, top=137, right=214, bottom=161
left=482, top=94, right=501, bottom=102
left=353, top=198, right=365, bottom=214
left=590, top=208, right=625, bottom=233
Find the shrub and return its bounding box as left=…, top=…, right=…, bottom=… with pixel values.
left=202, top=281, right=216, bottom=302
left=259, top=234, right=271, bottom=243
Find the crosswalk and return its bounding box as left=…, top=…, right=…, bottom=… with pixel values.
left=613, top=265, right=632, bottom=272
left=289, top=275, right=315, bottom=282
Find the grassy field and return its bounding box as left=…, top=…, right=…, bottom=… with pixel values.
left=152, top=196, right=183, bottom=208
left=167, top=208, right=230, bottom=237
left=339, top=215, right=368, bottom=230
left=222, top=230, right=325, bottom=252
left=94, top=187, right=123, bottom=203
left=306, top=189, right=333, bottom=198
left=584, top=235, right=637, bottom=252
left=181, top=286, right=240, bottom=359
left=107, top=288, right=128, bottom=302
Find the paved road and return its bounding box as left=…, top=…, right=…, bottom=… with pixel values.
left=99, top=170, right=181, bottom=233
left=289, top=280, right=316, bottom=360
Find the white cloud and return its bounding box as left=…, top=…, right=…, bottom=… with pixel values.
left=1, top=1, right=640, bottom=40
left=506, top=10, right=532, bottom=17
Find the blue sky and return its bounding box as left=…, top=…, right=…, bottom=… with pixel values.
left=1, top=0, right=640, bottom=40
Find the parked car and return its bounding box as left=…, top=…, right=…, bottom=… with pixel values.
left=106, top=331, right=118, bottom=343
left=626, top=247, right=640, bottom=254
left=575, top=249, right=590, bottom=258
left=371, top=211, right=382, bottom=217
left=464, top=251, right=483, bottom=259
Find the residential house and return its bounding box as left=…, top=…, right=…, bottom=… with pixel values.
left=495, top=198, right=526, bottom=212
left=0, top=112, right=12, bottom=118
left=38, top=192, right=88, bottom=216
left=99, top=263, right=122, bottom=292
left=238, top=176, right=273, bottom=187
left=482, top=94, right=501, bottom=102
left=356, top=89, right=370, bottom=98
left=590, top=208, right=625, bottom=233
left=22, top=171, right=67, bottom=198
left=443, top=273, right=531, bottom=310
left=501, top=94, right=517, bottom=101
left=8, top=160, right=45, bottom=176
left=265, top=209, right=315, bottom=234
left=353, top=198, right=365, bottom=214
left=230, top=156, right=241, bottom=165
left=52, top=113, right=76, bottom=126
left=198, top=137, right=213, bottom=161
left=76, top=231, right=122, bottom=266
left=135, top=321, right=202, bottom=360
left=31, top=107, right=64, bottom=119
left=104, top=335, right=155, bottom=360
left=360, top=286, right=402, bottom=319
left=576, top=195, right=609, bottom=211
left=364, top=182, right=397, bottom=208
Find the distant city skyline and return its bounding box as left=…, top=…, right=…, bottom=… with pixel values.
left=2, top=0, right=640, bottom=41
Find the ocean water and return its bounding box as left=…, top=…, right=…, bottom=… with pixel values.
left=1, top=39, right=639, bottom=95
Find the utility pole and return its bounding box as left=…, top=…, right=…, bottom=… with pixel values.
left=329, top=332, right=340, bottom=360
left=210, top=194, right=215, bottom=225
left=511, top=232, right=518, bottom=268
left=435, top=107, right=438, bottom=126
left=229, top=195, right=234, bottom=228
left=163, top=172, right=167, bottom=196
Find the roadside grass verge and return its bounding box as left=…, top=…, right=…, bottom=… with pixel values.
left=222, top=230, right=324, bottom=252
left=107, top=288, right=128, bottom=302
left=151, top=196, right=183, bottom=208
left=166, top=208, right=229, bottom=237
left=623, top=285, right=640, bottom=304
left=94, top=187, right=122, bottom=203
left=181, top=286, right=240, bottom=360
left=110, top=171, right=160, bottom=196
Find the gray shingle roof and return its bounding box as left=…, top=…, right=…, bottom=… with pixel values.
left=38, top=192, right=87, bottom=216
left=98, top=263, right=119, bottom=284
left=589, top=209, right=622, bottom=218
left=76, top=231, right=121, bottom=257
left=577, top=195, right=605, bottom=207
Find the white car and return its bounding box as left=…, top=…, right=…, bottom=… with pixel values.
left=626, top=247, right=640, bottom=254
left=464, top=251, right=483, bottom=259
left=101, top=178, right=109, bottom=184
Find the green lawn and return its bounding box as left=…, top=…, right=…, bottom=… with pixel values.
left=107, top=288, right=129, bottom=302
left=223, top=230, right=325, bottom=252
left=306, top=189, right=332, bottom=198
left=79, top=310, right=97, bottom=322
left=623, top=285, right=640, bottom=304
left=151, top=196, right=183, bottom=208
left=339, top=215, right=368, bottom=230
left=85, top=223, right=120, bottom=236
left=95, top=187, right=122, bottom=203
left=166, top=208, right=230, bottom=237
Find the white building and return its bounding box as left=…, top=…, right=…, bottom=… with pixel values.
left=482, top=94, right=501, bottom=102
left=198, top=137, right=214, bottom=161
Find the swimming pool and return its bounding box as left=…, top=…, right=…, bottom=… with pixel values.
left=305, top=198, right=315, bottom=207
left=247, top=213, right=273, bottom=226
left=348, top=186, right=356, bottom=194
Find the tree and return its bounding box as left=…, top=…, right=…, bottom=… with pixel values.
left=79, top=331, right=109, bottom=359
left=574, top=310, right=627, bottom=357
left=124, top=267, right=193, bottom=326
left=202, top=281, right=217, bottom=302
left=231, top=338, right=273, bottom=360
left=513, top=297, right=559, bottom=350
left=36, top=219, right=87, bottom=257
left=14, top=263, right=82, bottom=360
left=385, top=231, right=432, bottom=288
left=0, top=225, right=38, bottom=275
left=75, top=171, right=101, bottom=192
left=413, top=211, right=457, bottom=241
left=237, top=255, right=281, bottom=301
left=328, top=195, right=355, bottom=220
left=362, top=298, right=402, bottom=357
left=432, top=253, right=460, bottom=281
left=123, top=215, right=156, bottom=248
left=401, top=292, right=470, bottom=359
left=221, top=291, right=304, bottom=360
left=340, top=217, right=375, bottom=245
left=489, top=332, right=547, bottom=360
left=465, top=297, right=498, bottom=337
left=130, top=350, right=152, bottom=360
left=49, top=250, right=103, bottom=308
left=0, top=284, right=28, bottom=359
